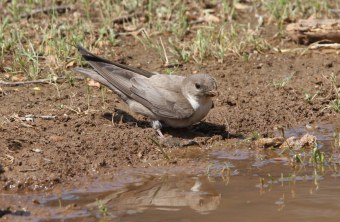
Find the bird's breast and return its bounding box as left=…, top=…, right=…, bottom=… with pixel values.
left=163, top=97, right=213, bottom=128
left=189, top=97, right=213, bottom=123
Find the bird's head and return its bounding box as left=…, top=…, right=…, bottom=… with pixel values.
left=182, top=74, right=218, bottom=98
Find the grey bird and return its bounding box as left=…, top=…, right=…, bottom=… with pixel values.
left=74, top=45, right=218, bottom=137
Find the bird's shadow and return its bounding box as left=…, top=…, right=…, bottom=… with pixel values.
left=103, top=109, right=150, bottom=128
left=103, top=109, right=243, bottom=140
left=163, top=122, right=243, bottom=140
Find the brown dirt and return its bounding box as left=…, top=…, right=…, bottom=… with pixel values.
left=0, top=0, right=339, bottom=193
left=1, top=39, right=339, bottom=191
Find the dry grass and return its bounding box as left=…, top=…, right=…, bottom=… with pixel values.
left=0, top=1, right=338, bottom=115
left=1, top=0, right=337, bottom=80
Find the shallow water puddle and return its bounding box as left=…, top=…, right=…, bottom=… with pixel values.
left=1, top=121, right=340, bottom=222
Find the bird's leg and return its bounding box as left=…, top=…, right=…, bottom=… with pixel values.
left=151, top=120, right=164, bottom=138
left=156, top=129, right=164, bottom=138
left=151, top=121, right=199, bottom=147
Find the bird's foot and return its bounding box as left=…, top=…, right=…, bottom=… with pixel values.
left=151, top=120, right=164, bottom=138
left=156, top=129, right=165, bottom=138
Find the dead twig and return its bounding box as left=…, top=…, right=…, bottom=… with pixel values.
left=19, top=169, right=38, bottom=172
left=40, top=115, right=56, bottom=120
left=0, top=79, right=54, bottom=86
left=20, top=5, right=74, bottom=19
left=309, top=41, right=340, bottom=50
left=113, top=12, right=144, bottom=24
left=0, top=77, right=84, bottom=86
left=6, top=113, right=57, bottom=122
left=286, top=19, right=340, bottom=44
left=17, top=115, right=56, bottom=121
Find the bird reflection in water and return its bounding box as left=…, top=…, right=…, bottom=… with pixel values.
left=86, top=175, right=221, bottom=215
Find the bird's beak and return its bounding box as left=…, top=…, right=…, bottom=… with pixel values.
left=206, top=90, right=219, bottom=97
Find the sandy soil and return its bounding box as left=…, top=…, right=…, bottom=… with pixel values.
left=0, top=0, right=339, bottom=194
left=0, top=38, right=338, bottom=191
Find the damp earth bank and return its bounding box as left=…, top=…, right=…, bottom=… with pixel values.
left=1, top=122, right=340, bottom=221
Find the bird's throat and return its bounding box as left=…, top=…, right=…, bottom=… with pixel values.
left=187, top=94, right=202, bottom=111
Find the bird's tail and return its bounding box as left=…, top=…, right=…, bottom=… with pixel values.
left=73, top=67, right=108, bottom=86
left=73, top=67, right=129, bottom=102
left=76, top=44, right=156, bottom=78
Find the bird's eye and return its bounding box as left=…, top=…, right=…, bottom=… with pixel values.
left=195, top=83, right=201, bottom=89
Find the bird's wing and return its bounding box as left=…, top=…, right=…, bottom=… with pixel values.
left=130, top=77, right=194, bottom=119
left=148, top=74, right=185, bottom=93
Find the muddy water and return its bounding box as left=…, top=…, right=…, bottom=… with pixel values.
left=2, top=121, right=340, bottom=222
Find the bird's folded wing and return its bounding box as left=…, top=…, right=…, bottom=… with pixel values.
left=148, top=74, right=185, bottom=93
left=90, top=62, right=137, bottom=97
left=130, top=77, right=194, bottom=119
